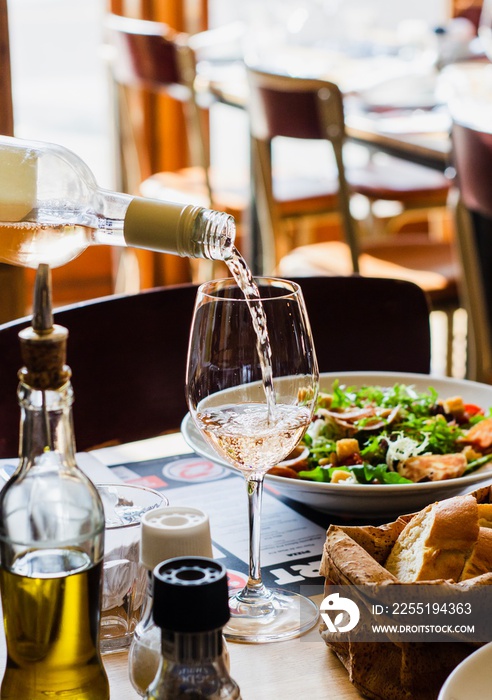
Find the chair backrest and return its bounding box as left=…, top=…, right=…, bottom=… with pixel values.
left=0, top=276, right=430, bottom=458
left=105, top=12, right=211, bottom=199
left=105, top=13, right=196, bottom=100
left=294, top=275, right=431, bottom=374
left=451, top=118, right=492, bottom=383
left=0, top=283, right=199, bottom=458
left=246, top=66, right=359, bottom=274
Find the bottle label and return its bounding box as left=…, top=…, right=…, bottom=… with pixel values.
left=0, top=144, right=37, bottom=221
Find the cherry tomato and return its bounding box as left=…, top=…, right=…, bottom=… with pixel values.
left=464, top=403, right=485, bottom=417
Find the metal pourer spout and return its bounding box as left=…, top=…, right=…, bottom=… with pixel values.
left=32, top=263, right=54, bottom=335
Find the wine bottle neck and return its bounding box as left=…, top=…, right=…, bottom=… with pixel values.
left=0, top=135, right=237, bottom=268
left=92, top=191, right=236, bottom=261
left=123, top=197, right=236, bottom=260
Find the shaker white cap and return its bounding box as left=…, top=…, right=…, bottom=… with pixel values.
left=140, top=505, right=213, bottom=570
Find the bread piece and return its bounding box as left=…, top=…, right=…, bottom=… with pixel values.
left=460, top=527, right=492, bottom=581
left=385, top=494, right=479, bottom=582
left=477, top=503, right=492, bottom=528
left=321, top=524, right=400, bottom=585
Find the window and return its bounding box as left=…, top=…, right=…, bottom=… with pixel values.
left=9, top=0, right=112, bottom=187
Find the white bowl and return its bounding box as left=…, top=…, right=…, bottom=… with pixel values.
left=438, top=643, right=492, bottom=700
left=181, top=372, right=492, bottom=519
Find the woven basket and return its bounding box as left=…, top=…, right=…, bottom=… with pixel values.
left=319, top=486, right=492, bottom=700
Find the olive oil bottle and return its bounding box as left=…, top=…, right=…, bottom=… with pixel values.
left=0, top=264, right=109, bottom=699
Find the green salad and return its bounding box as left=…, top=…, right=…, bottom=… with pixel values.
left=270, top=382, right=492, bottom=485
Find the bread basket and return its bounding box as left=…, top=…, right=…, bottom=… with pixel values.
left=319, top=486, right=492, bottom=700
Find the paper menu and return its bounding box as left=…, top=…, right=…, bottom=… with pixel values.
left=89, top=434, right=327, bottom=590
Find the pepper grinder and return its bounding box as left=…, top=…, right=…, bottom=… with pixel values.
left=146, top=557, right=241, bottom=700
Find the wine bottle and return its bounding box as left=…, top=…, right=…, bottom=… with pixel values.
left=0, top=264, right=110, bottom=699
left=0, top=135, right=236, bottom=269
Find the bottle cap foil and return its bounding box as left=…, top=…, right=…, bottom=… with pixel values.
left=140, top=506, right=213, bottom=570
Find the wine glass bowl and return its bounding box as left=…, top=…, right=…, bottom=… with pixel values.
left=186, top=277, right=319, bottom=643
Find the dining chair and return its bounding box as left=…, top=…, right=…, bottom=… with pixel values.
left=0, top=276, right=430, bottom=458
left=246, top=66, right=454, bottom=274
left=245, top=67, right=459, bottom=373
left=104, top=12, right=249, bottom=285
left=450, top=117, right=492, bottom=384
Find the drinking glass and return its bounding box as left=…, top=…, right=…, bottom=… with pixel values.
left=97, top=483, right=168, bottom=653
left=186, top=277, right=319, bottom=643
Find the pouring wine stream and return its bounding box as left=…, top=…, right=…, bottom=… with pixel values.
left=225, top=248, right=276, bottom=419
left=187, top=244, right=319, bottom=643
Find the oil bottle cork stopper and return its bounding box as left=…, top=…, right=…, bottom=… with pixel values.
left=18, top=264, right=70, bottom=390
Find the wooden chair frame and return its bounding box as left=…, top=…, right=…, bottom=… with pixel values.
left=105, top=12, right=212, bottom=200
left=450, top=117, right=492, bottom=383
left=247, top=67, right=360, bottom=275
left=451, top=192, right=492, bottom=382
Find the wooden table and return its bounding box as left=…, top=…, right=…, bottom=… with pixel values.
left=0, top=428, right=480, bottom=699
left=0, top=432, right=364, bottom=700
left=344, top=110, right=451, bottom=172
left=102, top=614, right=363, bottom=699
left=87, top=433, right=365, bottom=699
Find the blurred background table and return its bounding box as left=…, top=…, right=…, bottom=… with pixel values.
left=199, top=61, right=452, bottom=171
left=344, top=110, right=451, bottom=172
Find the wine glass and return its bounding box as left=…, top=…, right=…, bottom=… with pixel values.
left=186, top=276, right=319, bottom=643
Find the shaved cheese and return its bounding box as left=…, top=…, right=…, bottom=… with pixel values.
left=386, top=434, right=429, bottom=469
left=308, top=417, right=327, bottom=440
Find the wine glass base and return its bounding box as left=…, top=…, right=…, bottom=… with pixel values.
left=224, top=588, right=319, bottom=643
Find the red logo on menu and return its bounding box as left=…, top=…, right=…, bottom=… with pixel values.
left=127, top=474, right=168, bottom=489
left=163, top=457, right=228, bottom=483
left=227, top=569, right=248, bottom=592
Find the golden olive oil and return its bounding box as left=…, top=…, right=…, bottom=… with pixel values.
left=0, top=550, right=109, bottom=699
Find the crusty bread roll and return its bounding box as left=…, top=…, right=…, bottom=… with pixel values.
left=385, top=494, right=479, bottom=582
left=460, top=527, right=492, bottom=581
left=477, top=503, right=492, bottom=528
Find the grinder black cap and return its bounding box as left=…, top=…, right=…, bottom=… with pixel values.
left=152, top=556, right=230, bottom=633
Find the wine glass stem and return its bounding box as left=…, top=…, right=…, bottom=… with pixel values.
left=246, top=472, right=265, bottom=590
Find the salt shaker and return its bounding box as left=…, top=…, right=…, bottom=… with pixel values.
left=128, top=506, right=214, bottom=695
